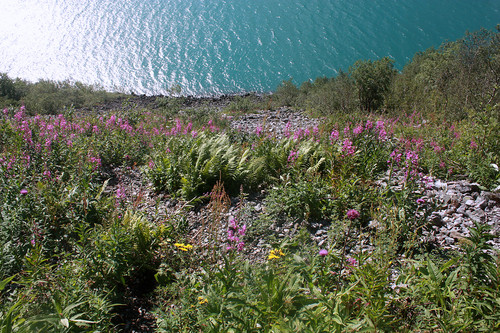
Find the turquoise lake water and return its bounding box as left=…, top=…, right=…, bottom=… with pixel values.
left=0, top=0, right=498, bottom=96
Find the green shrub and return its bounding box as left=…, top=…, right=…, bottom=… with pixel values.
left=223, top=95, right=262, bottom=114
left=264, top=175, right=333, bottom=224
left=274, top=78, right=300, bottom=107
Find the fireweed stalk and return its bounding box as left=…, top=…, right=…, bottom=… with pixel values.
left=342, top=209, right=360, bottom=269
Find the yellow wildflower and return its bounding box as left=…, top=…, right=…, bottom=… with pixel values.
left=174, top=243, right=193, bottom=251
left=198, top=296, right=208, bottom=305
left=268, top=249, right=285, bottom=260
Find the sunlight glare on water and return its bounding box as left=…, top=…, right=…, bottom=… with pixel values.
left=0, top=0, right=498, bottom=96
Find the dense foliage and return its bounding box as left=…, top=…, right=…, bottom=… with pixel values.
left=274, top=27, right=500, bottom=120
left=0, top=76, right=122, bottom=115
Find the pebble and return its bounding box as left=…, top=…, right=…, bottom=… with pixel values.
left=420, top=178, right=500, bottom=250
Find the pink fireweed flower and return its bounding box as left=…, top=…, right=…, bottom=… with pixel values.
left=284, top=121, right=292, bottom=138
left=293, top=128, right=304, bottom=140
left=378, top=128, right=387, bottom=141
left=116, top=187, right=126, bottom=199
left=175, top=119, right=182, bottom=133
left=388, top=149, right=402, bottom=165
left=329, top=129, right=339, bottom=144
left=287, top=150, right=299, bottom=164
left=375, top=120, right=384, bottom=130
left=255, top=126, right=263, bottom=136
left=184, top=122, right=193, bottom=134
left=319, top=249, right=328, bottom=257
left=106, top=114, right=116, bottom=128
left=227, top=217, right=246, bottom=252
left=365, top=120, right=373, bottom=130
left=88, top=156, right=101, bottom=170
left=346, top=257, right=358, bottom=266
left=238, top=224, right=246, bottom=236
left=346, top=209, right=360, bottom=220
left=229, top=217, right=237, bottom=230
left=341, top=138, right=356, bottom=156
left=432, top=144, right=445, bottom=153
left=353, top=125, right=363, bottom=136
left=343, top=125, right=350, bottom=136
left=405, top=150, right=419, bottom=167
left=416, top=198, right=425, bottom=205
left=14, top=108, right=24, bottom=122
left=20, top=189, right=28, bottom=195
left=470, top=140, right=478, bottom=149
left=120, top=123, right=133, bottom=133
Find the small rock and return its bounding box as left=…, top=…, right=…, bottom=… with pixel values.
left=445, top=206, right=456, bottom=214
left=466, top=210, right=482, bottom=223
left=445, top=237, right=455, bottom=245
left=470, top=183, right=481, bottom=193
left=442, top=194, right=451, bottom=205
left=449, top=231, right=464, bottom=240
left=434, top=180, right=447, bottom=190
left=429, top=212, right=443, bottom=226
left=475, top=198, right=488, bottom=209
left=315, top=229, right=327, bottom=236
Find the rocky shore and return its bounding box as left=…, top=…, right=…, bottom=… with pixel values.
left=75, top=92, right=263, bottom=114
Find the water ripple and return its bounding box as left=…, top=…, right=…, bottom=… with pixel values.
left=0, top=0, right=498, bottom=96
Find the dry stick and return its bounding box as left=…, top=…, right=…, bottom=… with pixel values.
left=204, top=180, right=230, bottom=263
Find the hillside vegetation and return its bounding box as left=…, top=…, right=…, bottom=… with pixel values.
left=0, top=28, right=499, bottom=332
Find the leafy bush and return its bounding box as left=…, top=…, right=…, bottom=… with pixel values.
left=87, top=211, right=164, bottom=288
left=273, top=78, right=300, bottom=107
left=223, top=95, right=262, bottom=115
left=264, top=175, right=333, bottom=224
left=0, top=74, right=121, bottom=114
